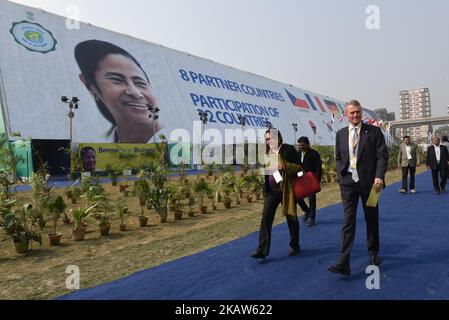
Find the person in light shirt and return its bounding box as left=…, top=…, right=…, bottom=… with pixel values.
left=398, top=136, right=420, bottom=193
left=426, top=136, right=449, bottom=194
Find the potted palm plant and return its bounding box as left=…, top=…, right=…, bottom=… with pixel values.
left=187, top=195, right=195, bottom=217
left=168, top=185, right=183, bottom=220
left=117, top=191, right=129, bottom=231
left=119, top=154, right=135, bottom=192
left=224, top=173, right=236, bottom=209
left=253, top=174, right=265, bottom=201
left=47, top=195, right=67, bottom=246
left=3, top=203, right=42, bottom=254
left=70, top=186, right=82, bottom=205
left=148, top=188, right=170, bottom=223
left=96, top=195, right=112, bottom=236
left=132, top=179, right=150, bottom=227
left=105, top=164, right=119, bottom=186
left=177, top=161, right=188, bottom=184
left=31, top=169, right=53, bottom=230
left=193, top=178, right=212, bottom=214
left=205, top=162, right=216, bottom=179
left=71, top=203, right=98, bottom=241
left=179, top=178, right=191, bottom=199
left=243, top=172, right=258, bottom=203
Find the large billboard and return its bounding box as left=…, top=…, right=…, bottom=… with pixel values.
left=0, top=1, right=383, bottom=148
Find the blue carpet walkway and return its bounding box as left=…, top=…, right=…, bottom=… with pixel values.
left=58, top=171, right=449, bottom=300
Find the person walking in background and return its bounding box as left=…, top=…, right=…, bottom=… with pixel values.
left=251, top=129, right=303, bottom=259
left=398, top=136, right=420, bottom=194
left=426, top=136, right=449, bottom=194
left=297, top=136, right=322, bottom=227
left=328, top=100, right=388, bottom=276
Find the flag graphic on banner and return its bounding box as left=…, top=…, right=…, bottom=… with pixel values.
left=286, top=89, right=310, bottom=109
left=304, top=93, right=318, bottom=111
left=314, top=97, right=327, bottom=113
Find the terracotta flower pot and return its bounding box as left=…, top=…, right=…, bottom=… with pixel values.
left=246, top=196, right=253, bottom=203
left=13, top=239, right=30, bottom=254
left=48, top=233, right=62, bottom=246
left=158, top=211, right=168, bottom=223
left=72, top=227, right=86, bottom=241
left=138, top=216, right=149, bottom=227
left=199, top=206, right=208, bottom=214
left=223, top=197, right=232, bottom=209
left=119, top=224, right=127, bottom=232
left=174, top=209, right=183, bottom=220
left=99, top=223, right=111, bottom=236
left=188, top=211, right=195, bottom=217
left=119, top=185, right=128, bottom=193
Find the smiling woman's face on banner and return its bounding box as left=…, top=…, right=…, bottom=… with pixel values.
left=92, top=54, right=158, bottom=127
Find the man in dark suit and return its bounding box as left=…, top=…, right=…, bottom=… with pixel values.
left=328, top=100, right=388, bottom=276
left=426, top=136, right=449, bottom=194
left=297, top=136, right=322, bottom=227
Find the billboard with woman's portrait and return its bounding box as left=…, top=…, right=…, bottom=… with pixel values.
left=0, top=1, right=391, bottom=149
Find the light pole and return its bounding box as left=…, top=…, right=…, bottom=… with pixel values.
left=198, top=110, right=208, bottom=165
left=237, top=114, right=247, bottom=165
left=237, top=114, right=247, bottom=129
left=61, top=96, right=79, bottom=146
left=292, top=123, right=298, bottom=145
left=147, top=104, right=160, bottom=144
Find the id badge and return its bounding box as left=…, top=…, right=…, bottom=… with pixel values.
left=350, top=155, right=357, bottom=169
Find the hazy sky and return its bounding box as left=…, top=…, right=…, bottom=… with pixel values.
left=7, top=0, right=449, bottom=117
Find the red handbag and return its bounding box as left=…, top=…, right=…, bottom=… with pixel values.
left=293, top=172, right=321, bottom=200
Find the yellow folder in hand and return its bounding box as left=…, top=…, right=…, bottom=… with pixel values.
left=366, top=184, right=383, bottom=208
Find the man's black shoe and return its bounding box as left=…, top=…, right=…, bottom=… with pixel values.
left=250, top=251, right=266, bottom=259
left=369, top=255, right=381, bottom=266
left=308, top=219, right=316, bottom=227
left=328, top=264, right=351, bottom=276
left=288, top=247, right=300, bottom=256
left=302, top=214, right=310, bottom=223
left=435, top=191, right=441, bottom=195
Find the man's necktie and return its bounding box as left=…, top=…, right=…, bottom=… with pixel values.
left=351, top=127, right=359, bottom=183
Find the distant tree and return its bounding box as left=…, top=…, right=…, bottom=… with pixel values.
left=435, top=125, right=449, bottom=138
